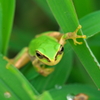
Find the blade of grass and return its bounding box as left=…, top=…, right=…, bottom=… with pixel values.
left=73, top=0, right=96, bottom=18
left=39, top=91, right=53, bottom=100
left=0, top=55, right=54, bottom=100
left=0, top=4, right=2, bottom=53
left=49, top=84, right=100, bottom=100
left=46, top=0, right=100, bottom=89
left=80, top=10, right=100, bottom=38
left=20, top=62, right=39, bottom=80
left=68, top=56, right=95, bottom=85
left=0, top=79, right=20, bottom=100
left=0, top=54, right=39, bottom=99
left=0, top=0, right=15, bottom=55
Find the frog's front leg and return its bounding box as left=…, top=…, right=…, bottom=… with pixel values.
left=32, top=58, right=54, bottom=76
left=58, top=25, right=86, bottom=46
left=4, top=47, right=30, bottom=69
left=47, top=25, right=86, bottom=46
left=60, top=25, right=86, bottom=45
left=64, top=25, right=86, bottom=45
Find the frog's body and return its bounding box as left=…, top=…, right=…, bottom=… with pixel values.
left=5, top=25, right=86, bottom=76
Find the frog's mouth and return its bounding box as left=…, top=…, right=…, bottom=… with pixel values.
left=38, top=53, right=63, bottom=66
left=44, top=59, right=61, bottom=66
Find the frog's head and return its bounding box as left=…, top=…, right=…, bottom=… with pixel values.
left=35, top=44, right=64, bottom=66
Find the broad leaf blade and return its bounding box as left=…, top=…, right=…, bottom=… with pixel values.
left=0, top=54, right=39, bottom=100
left=49, top=84, right=100, bottom=100
left=0, top=0, right=15, bottom=55
left=73, top=0, right=96, bottom=18
left=0, top=4, right=2, bottom=53
left=80, top=10, right=100, bottom=38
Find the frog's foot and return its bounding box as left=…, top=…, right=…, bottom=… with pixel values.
left=3, top=56, right=13, bottom=69
left=3, top=56, right=13, bottom=63
left=66, top=25, right=86, bottom=45
left=38, top=67, right=54, bottom=77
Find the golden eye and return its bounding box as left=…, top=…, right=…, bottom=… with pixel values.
left=58, top=46, right=64, bottom=55
left=36, top=51, right=44, bottom=59
left=55, top=46, right=64, bottom=61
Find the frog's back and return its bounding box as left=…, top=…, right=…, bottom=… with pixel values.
left=29, top=35, right=58, bottom=56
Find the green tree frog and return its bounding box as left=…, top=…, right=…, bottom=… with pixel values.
left=5, top=25, right=86, bottom=76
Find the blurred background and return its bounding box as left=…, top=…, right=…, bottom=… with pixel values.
left=8, top=0, right=100, bottom=85
left=9, top=0, right=100, bottom=55
left=9, top=0, right=59, bottom=56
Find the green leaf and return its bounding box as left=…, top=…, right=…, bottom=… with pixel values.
left=0, top=3, right=2, bottom=53
left=0, top=0, right=15, bottom=55
left=73, top=0, right=96, bottom=18
left=80, top=10, right=100, bottom=38
left=39, top=91, right=53, bottom=100
left=49, top=84, right=100, bottom=100
left=46, top=0, right=100, bottom=89
left=20, top=62, right=39, bottom=80
left=0, top=79, right=19, bottom=100
left=68, top=57, right=95, bottom=85
left=0, top=54, right=39, bottom=100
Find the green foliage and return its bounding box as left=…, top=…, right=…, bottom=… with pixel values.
left=49, top=84, right=100, bottom=100
left=80, top=11, right=100, bottom=38
left=0, top=0, right=15, bottom=55
left=0, top=0, right=100, bottom=99
left=0, top=55, right=38, bottom=100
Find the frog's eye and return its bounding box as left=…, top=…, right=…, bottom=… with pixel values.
left=36, top=51, right=51, bottom=62
left=36, top=51, right=44, bottom=59
left=58, top=46, right=64, bottom=55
